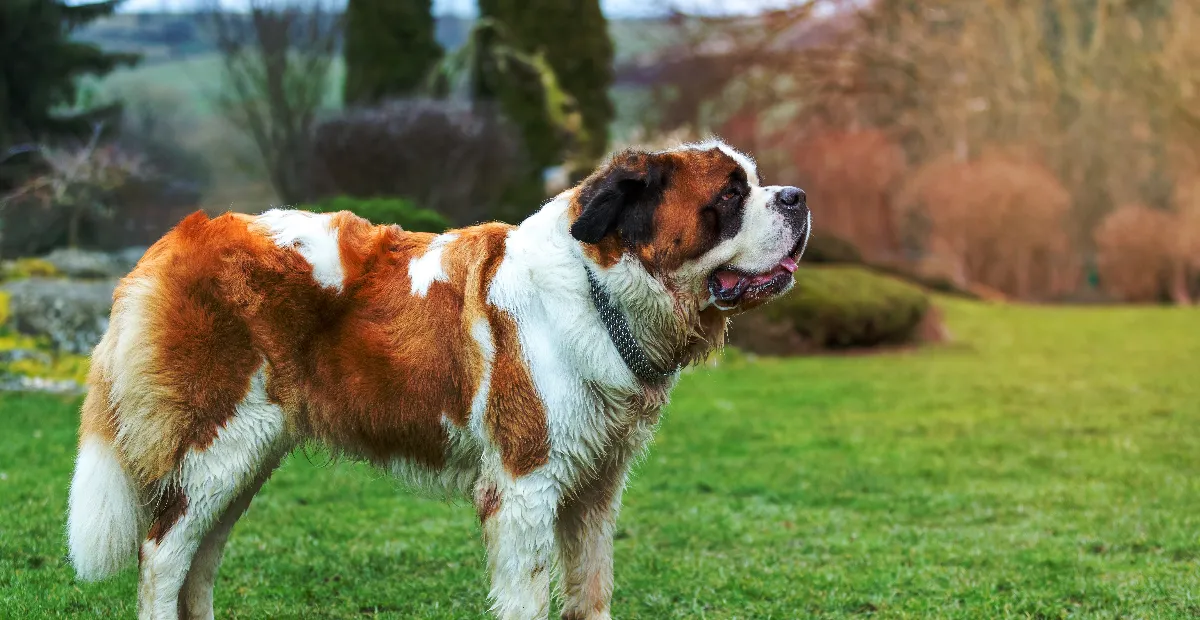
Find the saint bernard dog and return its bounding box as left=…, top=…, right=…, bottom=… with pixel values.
left=66, top=139, right=810, bottom=620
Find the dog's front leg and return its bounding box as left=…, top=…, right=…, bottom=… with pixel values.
left=477, top=469, right=561, bottom=620
left=555, top=457, right=630, bottom=620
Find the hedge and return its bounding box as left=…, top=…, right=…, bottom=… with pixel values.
left=303, top=196, right=450, bottom=233
left=729, top=265, right=931, bottom=354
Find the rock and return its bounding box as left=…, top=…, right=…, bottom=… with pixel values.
left=0, top=349, right=53, bottom=365
left=42, top=248, right=126, bottom=279
left=0, top=372, right=84, bottom=394
left=1, top=278, right=117, bottom=354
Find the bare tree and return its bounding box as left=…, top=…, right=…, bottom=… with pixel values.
left=1, top=125, right=148, bottom=251
left=205, top=0, right=338, bottom=204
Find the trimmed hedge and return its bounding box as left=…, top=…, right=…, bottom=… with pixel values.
left=802, top=233, right=863, bottom=264
left=303, top=196, right=450, bottom=233
left=730, top=265, right=930, bottom=354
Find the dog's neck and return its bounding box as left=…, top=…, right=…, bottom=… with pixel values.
left=511, top=194, right=725, bottom=387
left=584, top=266, right=678, bottom=384
left=582, top=255, right=686, bottom=382
left=575, top=238, right=726, bottom=382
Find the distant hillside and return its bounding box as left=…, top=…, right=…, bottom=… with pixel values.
left=73, top=12, right=666, bottom=65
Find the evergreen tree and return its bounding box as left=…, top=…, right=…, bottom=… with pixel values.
left=477, top=0, right=614, bottom=162
left=426, top=18, right=584, bottom=219
left=343, top=0, right=443, bottom=106
left=0, top=0, right=140, bottom=153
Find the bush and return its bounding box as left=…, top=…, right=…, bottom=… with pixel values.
left=303, top=196, right=450, bottom=233
left=728, top=266, right=930, bottom=354
left=788, top=129, right=907, bottom=262
left=802, top=233, right=862, bottom=264
left=1094, top=204, right=1177, bottom=303
left=310, top=99, right=523, bottom=226
left=900, top=151, right=1078, bottom=300
left=1, top=258, right=60, bottom=281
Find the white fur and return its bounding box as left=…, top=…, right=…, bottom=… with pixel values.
left=68, top=436, right=142, bottom=581
left=665, top=138, right=760, bottom=184
left=138, top=367, right=289, bottom=619
left=257, top=209, right=345, bottom=291
left=472, top=201, right=670, bottom=619
left=676, top=183, right=804, bottom=307
left=469, top=317, right=496, bottom=437
left=408, top=233, right=459, bottom=296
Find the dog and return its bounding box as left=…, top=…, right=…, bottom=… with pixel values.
left=66, top=138, right=810, bottom=620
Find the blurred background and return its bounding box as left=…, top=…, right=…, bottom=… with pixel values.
left=2, top=1, right=1199, bottom=617
left=4, top=0, right=1200, bottom=386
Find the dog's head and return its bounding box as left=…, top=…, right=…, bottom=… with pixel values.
left=569, top=140, right=810, bottom=317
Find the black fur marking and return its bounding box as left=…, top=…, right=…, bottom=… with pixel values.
left=704, top=168, right=750, bottom=242
left=570, top=151, right=672, bottom=246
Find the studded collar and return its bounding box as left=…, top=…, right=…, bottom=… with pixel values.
left=585, top=267, right=679, bottom=385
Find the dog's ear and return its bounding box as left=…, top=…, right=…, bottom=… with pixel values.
left=570, top=150, right=671, bottom=246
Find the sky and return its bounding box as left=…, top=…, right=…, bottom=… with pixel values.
left=103, top=0, right=810, bottom=18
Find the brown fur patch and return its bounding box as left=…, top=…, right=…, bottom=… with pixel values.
left=475, top=484, right=501, bottom=523
left=635, top=149, right=741, bottom=273
left=147, top=484, right=188, bottom=544
left=101, top=212, right=267, bottom=481
left=93, top=209, right=553, bottom=486
left=485, top=307, right=551, bottom=477
left=261, top=224, right=507, bottom=467
left=79, top=368, right=117, bottom=445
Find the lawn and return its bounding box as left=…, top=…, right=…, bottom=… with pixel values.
left=1, top=298, right=1198, bottom=618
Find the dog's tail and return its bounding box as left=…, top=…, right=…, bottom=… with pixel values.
left=67, top=388, right=142, bottom=581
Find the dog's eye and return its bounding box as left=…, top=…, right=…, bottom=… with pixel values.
left=721, top=188, right=742, bottom=202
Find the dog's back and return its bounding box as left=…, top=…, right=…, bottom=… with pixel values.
left=66, top=209, right=523, bottom=586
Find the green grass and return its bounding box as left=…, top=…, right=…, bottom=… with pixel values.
left=2, top=299, right=1199, bottom=618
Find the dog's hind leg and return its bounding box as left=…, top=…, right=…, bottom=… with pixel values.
left=176, top=456, right=281, bottom=620
left=137, top=370, right=289, bottom=620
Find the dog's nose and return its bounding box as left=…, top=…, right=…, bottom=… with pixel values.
left=777, top=186, right=805, bottom=208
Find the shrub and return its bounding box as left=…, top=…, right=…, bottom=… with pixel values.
left=309, top=99, right=523, bottom=226
left=900, top=150, right=1079, bottom=300
left=728, top=266, right=930, bottom=354
left=1, top=258, right=60, bottom=281
left=1094, top=204, right=1176, bottom=303
left=789, top=129, right=907, bottom=262
left=303, top=196, right=450, bottom=233
left=801, top=233, right=862, bottom=264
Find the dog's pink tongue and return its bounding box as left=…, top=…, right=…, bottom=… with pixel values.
left=715, top=270, right=742, bottom=291
left=780, top=257, right=798, bottom=273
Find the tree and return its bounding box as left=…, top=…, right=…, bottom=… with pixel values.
left=343, top=0, right=442, bottom=106
left=478, top=0, right=614, bottom=163
left=2, top=128, right=147, bottom=250
left=0, top=0, right=139, bottom=189
left=427, top=18, right=584, bottom=219
left=206, top=1, right=339, bottom=204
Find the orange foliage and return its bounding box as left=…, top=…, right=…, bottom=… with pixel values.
left=789, top=129, right=906, bottom=262
left=1094, top=205, right=1178, bottom=303
left=901, top=151, right=1077, bottom=299
left=1173, top=177, right=1200, bottom=272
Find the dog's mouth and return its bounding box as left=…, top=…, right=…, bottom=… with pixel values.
left=707, top=232, right=808, bottom=309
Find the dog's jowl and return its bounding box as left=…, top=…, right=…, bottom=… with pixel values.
left=66, top=139, right=810, bottom=620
